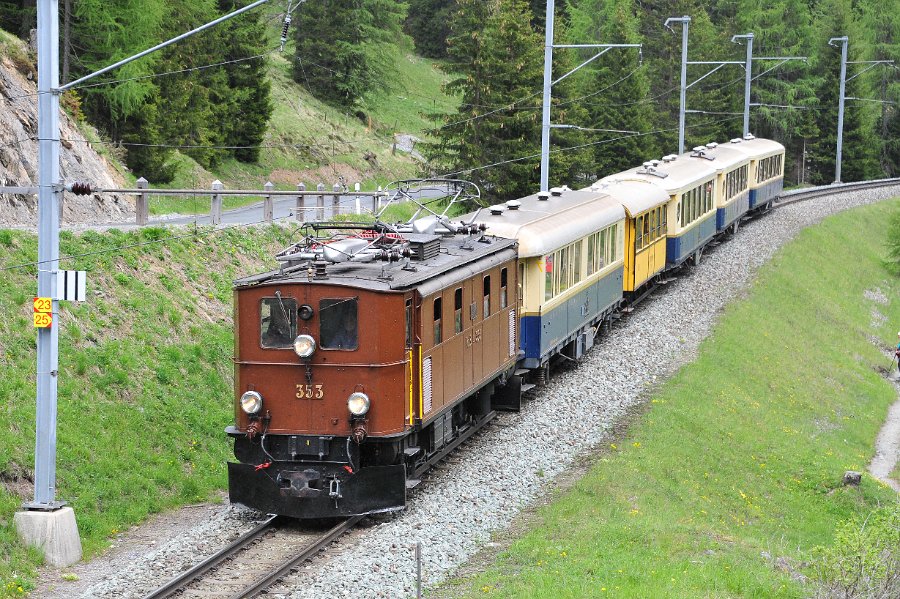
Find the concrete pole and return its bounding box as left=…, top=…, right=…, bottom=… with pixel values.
left=742, top=33, right=753, bottom=137
left=33, top=0, right=61, bottom=510
left=539, top=0, right=555, bottom=192
left=831, top=36, right=849, bottom=183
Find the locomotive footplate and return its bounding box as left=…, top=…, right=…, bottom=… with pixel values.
left=228, top=461, right=406, bottom=519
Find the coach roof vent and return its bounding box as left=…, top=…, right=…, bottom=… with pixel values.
left=730, top=138, right=743, bottom=144
left=537, top=190, right=550, bottom=201
left=637, top=162, right=669, bottom=179
left=706, top=142, right=718, bottom=149
left=661, top=154, right=678, bottom=163
left=549, top=187, right=564, bottom=197
left=489, top=204, right=506, bottom=215
left=505, top=200, right=521, bottom=210
left=743, top=133, right=756, bottom=140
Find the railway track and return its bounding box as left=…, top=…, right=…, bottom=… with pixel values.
left=775, top=177, right=900, bottom=208
left=143, top=515, right=362, bottom=599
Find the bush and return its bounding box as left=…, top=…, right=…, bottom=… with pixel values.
left=811, top=503, right=900, bottom=598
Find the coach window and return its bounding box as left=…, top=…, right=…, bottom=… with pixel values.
left=544, top=255, right=552, bottom=300
left=454, top=288, right=463, bottom=333
left=483, top=275, right=491, bottom=316
left=320, top=297, right=358, bottom=350
left=635, top=215, right=644, bottom=250
left=433, top=298, right=442, bottom=344
left=500, top=268, right=508, bottom=309
left=260, top=296, right=297, bottom=349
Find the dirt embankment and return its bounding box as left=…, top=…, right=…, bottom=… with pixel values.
left=0, top=45, right=133, bottom=227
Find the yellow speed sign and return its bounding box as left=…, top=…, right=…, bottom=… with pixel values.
left=33, top=296, right=52, bottom=328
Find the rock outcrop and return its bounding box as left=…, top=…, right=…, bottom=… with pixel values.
left=0, top=49, right=133, bottom=227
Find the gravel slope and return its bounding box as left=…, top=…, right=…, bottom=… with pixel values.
left=37, top=185, right=900, bottom=599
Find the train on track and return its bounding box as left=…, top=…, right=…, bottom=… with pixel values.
left=226, top=134, right=785, bottom=519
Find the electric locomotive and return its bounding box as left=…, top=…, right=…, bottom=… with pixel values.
left=227, top=182, right=523, bottom=518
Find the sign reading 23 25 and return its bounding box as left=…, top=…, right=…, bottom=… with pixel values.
left=296, top=384, right=324, bottom=400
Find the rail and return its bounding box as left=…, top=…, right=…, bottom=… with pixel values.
left=775, top=177, right=900, bottom=207
left=142, top=514, right=360, bottom=599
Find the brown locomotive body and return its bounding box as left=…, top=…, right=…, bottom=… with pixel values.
left=227, top=221, right=522, bottom=518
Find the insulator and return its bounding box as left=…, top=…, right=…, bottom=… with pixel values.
left=69, top=181, right=92, bottom=196
left=279, top=16, right=291, bottom=50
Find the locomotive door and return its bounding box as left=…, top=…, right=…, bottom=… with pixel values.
left=470, top=276, right=484, bottom=384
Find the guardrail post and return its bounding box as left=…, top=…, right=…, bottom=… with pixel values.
left=135, top=177, right=149, bottom=225
left=332, top=183, right=341, bottom=218
left=263, top=181, right=274, bottom=223
left=211, top=180, right=223, bottom=225
left=296, top=182, right=306, bottom=222
left=317, top=183, right=325, bottom=221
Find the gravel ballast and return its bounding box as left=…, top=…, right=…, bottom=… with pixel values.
left=38, top=185, right=900, bottom=599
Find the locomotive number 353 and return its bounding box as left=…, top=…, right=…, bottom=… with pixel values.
left=295, top=384, right=324, bottom=400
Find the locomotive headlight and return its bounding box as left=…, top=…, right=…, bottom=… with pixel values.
left=347, top=392, right=370, bottom=417
left=240, top=391, right=263, bottom=415
left=293, top=334, right=316, bottom=358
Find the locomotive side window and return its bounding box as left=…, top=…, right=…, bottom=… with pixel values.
left=500, top=268, right=508, bottom=309
left=454, top=288, right=463, bottom=333
left=405, top=298, right=413, bottom=347
left=320, top=297, right=358, bottom=350
left=260, top=297, right=298, bottom=349
left=433, top=298, right=443, bottom=344
left=483, top=275, right=491, bottom=317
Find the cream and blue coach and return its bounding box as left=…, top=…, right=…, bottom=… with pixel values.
left=468, top=188, right=625, bottom=369
left=694, top=142, right=751, bottom=233
left=726, top=134, right=785, bottom=210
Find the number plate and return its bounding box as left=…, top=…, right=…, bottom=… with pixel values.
left=33, top=313, right=53, bottom=328
left=295, top=384, right=324, bottom=400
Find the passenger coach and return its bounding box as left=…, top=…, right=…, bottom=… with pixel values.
left=468, top=187, right=625, bottom=372
left=727, top=135, right=785, bottom=210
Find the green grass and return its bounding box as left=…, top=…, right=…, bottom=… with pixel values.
left=440, top=199, right=900, bottom=598
left=0, top=225, right=294, bottom=597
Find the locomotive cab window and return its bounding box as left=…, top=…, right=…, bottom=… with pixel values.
left=320, top=298, right=358, bottom=350
left=260, top=297, right=298, bottom=349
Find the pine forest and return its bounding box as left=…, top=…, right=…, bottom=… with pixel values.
left=0, top=0, right=897, bottom=202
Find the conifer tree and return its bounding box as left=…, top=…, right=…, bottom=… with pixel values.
left=405, top=0, right=453, bottom=59
left=807, top=0, right=879, bottom=183
left=429, top=0, right=543, bottom=201
left=293, top=0, right=404, bottom=108
left=217, top=0, right=273, bottom=163
left=734, top=0, right=819, bottom=184
left=568, top=0, right=656, bottom=177
left=859, top=0, right=900, bottom=177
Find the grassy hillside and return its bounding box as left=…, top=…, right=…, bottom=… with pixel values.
left=441, top=200, right=900, bottom=598
left=147, top=43, right=457, bottom=215
left=0, top=225, right=293, bottom=596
